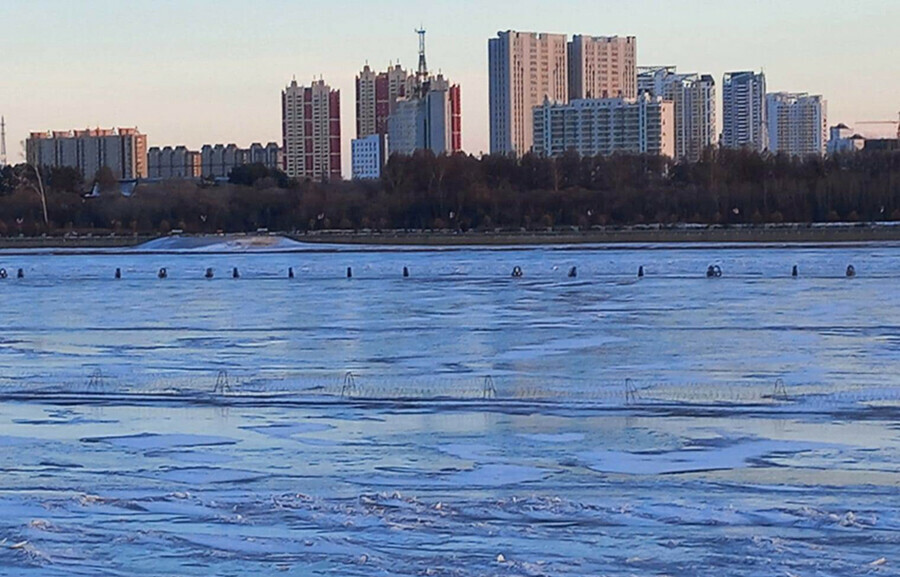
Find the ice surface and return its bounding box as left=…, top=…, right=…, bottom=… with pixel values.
left=82, top=433, right=238, bottom=451
left=578, top=438, right=834, bottom=475
left=1, top=244, right=900, bottom=576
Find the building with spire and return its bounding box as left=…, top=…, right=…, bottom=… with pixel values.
left=385, top=29, right=462, bottom=157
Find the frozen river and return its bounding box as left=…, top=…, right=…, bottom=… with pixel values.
left=1, top=242, right=899, bottom=576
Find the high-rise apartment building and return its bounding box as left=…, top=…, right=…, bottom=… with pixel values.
left=282, top=79, right=342, bottom=181
left=766, top=92, right=827, bottom=157
left=532, top=94, right=675, bottom=159
left=568, top=35, right=637, bottom=100
left=356, top=64, right=414, bottom=139
left=722, top=71, right=767, bottom=152
left=638, top=66, right=717, bottom=162
left=26, top=127, right=148, bottom=180
left=489, top=30, right=568, bottom=156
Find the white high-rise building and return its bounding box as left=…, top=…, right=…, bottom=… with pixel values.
left=489, top=30, right=568, bottom=156
left=722, top=71, right=767, bottom=152
left=766, top=92, right=828, bottom=157
left=532, top=94, right=675, bottom=159
left=351, top=134, right=387, bottom=180
left=638, top=66, right=717, bottom=162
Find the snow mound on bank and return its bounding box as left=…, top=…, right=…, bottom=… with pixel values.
left=135, top=235, right=307, bottom=252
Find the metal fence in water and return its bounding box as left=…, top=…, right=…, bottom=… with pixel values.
left=1, top=368, right=899, bottom=412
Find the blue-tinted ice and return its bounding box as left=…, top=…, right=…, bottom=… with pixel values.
left=0, top=243, right=899, bottom=575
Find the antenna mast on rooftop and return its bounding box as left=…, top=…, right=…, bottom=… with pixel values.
left=415, top=28, right=429, bottom=97
left=416, top=28, right=428, bottom=78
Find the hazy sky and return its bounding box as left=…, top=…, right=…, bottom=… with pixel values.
left=3, top=0, right=899, bottom=174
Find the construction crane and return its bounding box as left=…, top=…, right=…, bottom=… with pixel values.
left=856, top=112, right=900, bottom=139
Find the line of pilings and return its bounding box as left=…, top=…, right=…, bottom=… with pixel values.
left=0, top=264, right=865, bottom=280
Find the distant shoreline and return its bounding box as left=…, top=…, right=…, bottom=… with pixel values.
left=2, top=223, right=900, bottom=250
left=290, top=224, right=900, bottom=246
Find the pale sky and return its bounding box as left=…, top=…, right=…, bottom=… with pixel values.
left=2, top=0, right=899, bottom=175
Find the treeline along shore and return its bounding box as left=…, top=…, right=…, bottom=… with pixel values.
left=1, top=148, right=899, bottom=243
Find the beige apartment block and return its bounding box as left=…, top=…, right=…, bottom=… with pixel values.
left=356, top=64, right=413, bottom=138
left=568, top=35, right=637, bottom=101
left=282, top=79, right=342, bottom=181
left=489, top=30, right=569, bottom=155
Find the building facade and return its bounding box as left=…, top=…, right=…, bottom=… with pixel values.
left=568, top=35, right=637, bottom=100
left=148, top=143, right=280, bottom=180
left=356, top=64, right=414, bottom=139
left=282, top=79, right=342, bottom=181
left=26, top=127, right=148, bottom=180
left=766, top=92, right=827, bottom=157
left=532, top=94, right=675, bottom=158
left=489, top=30, right=569, bottom=156
left=722, top=71, right=767, bottom=152
left=638, top=66, right=717, bottom=162
left=387, top=74, right=461, bottom=156
left=148, top=146, right=201, bottom=179
left=351, top=134, right=387, bottom=180
left=827, top=124, right=866, bottom=155
left=200, top=143, right=281, bottom=178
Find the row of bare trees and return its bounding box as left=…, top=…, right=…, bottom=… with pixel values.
left=1, top=148, right=899, bottom=236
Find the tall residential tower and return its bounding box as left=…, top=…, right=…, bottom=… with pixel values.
left=356, top=64, right=413, bottom=139
left=766, top=92, right=828, bottom=157
left=282, top=79, right=341, bottom=181
left=638, top=66, right=717, bottom=162
left=489, top=30, right=568, bottom=156
left=722, top=70, right=767, bottom=152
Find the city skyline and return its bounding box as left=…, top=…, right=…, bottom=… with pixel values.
left=3, top=0, right=900, bottom=177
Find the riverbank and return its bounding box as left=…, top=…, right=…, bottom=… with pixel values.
left=291, top=224, right=900, bottom=246
left=0, top=235, right=158, bottom=249
left=2, top=223, right=900, bottom=250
